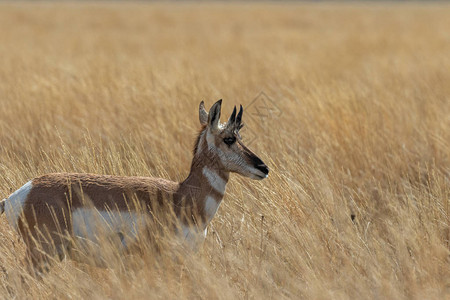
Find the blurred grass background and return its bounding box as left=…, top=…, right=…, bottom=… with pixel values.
left=0, top=2, right=449, bottom=299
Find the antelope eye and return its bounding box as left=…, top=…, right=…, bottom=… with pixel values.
left=223, top=137, right=236, bottom=146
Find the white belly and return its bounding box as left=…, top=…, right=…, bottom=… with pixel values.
left=72, top=208, right=145, bottom=250
left=72, top=208, right=207, bottom=252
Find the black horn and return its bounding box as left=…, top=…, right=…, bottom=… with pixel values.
left=227, top=105, right=237, bottom=126
left=236, top=105, right=243, bottom=127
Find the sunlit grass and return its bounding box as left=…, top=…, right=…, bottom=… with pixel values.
left=0, top=2, right=449, bottom=299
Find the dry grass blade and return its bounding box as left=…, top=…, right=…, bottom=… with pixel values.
left=0, top=2, right=449, bottom=299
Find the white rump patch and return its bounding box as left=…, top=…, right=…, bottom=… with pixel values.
left=72, top=208, right=145, bottom=250
left=4, top=181, right=32, bottom=230
left=202, top=167, right=226, bottom=195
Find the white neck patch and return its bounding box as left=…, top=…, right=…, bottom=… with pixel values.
left=202, top=166, right=226, bottom=195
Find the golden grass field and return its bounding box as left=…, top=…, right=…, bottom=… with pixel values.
left=0, top=2, right=449, bottom=299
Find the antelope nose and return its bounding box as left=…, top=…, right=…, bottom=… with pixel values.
left=256, top=163, right=269, bottom=176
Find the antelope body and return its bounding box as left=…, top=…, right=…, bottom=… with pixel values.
left=0, top=100, right=268, bottom=270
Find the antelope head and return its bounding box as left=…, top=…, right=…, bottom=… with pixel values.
left=197, top=100, right=269, bottom=180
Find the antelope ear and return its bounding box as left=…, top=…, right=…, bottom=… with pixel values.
left=199, top=101, right=208, bottom=125
left=208, top=99, right=222, bottom=131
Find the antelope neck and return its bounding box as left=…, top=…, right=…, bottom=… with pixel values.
left=180, top=156, right=229, bottom=224
left=182, top=156, right=229, bottom=197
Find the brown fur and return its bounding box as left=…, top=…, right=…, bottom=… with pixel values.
left=17, top=163, right=227, bottom=271
left=17, top=173, right=186, bottom=269
left=28, top=173, right=179, bottom=212
left=5, top=100, right=267, bottom=273
left=19, top=163, right=225, bottom=234
left=193, top=125, right=207, bottom=155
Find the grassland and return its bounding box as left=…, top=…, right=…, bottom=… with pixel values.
left=0, top=2, right=449, bottom=299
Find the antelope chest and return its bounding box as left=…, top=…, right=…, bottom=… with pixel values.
left=180, top=223, right=208, bottom=249
left=204, top=195, right=221, bottom=223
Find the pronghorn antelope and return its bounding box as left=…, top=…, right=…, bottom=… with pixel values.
left=0, top=100, right=268, bottom=271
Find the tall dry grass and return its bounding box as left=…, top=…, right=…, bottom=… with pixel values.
left=0, top=2, right=449, bottom=299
